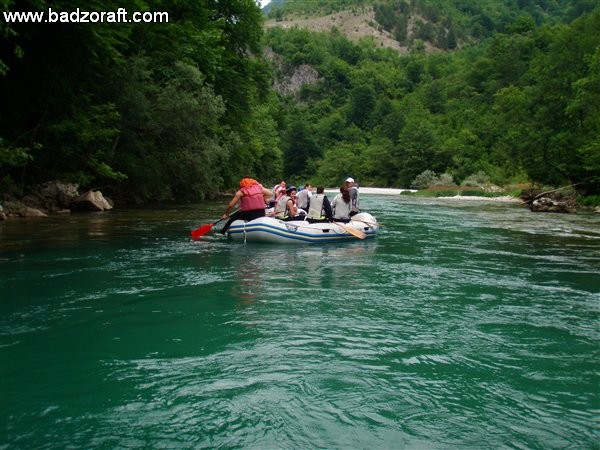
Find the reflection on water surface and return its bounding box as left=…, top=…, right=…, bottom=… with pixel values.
left=1, top=196, right=598, bottom=448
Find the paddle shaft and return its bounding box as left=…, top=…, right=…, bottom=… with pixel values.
left=352, top=219, right=382, bottom=228
left=335, top=221, right=367, bottom=239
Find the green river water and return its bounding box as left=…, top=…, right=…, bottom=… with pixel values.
left=1, top=195, right=599, bottom=449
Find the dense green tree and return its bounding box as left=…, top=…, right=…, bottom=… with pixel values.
left=112, top=57, right=229, bottom=200
left=523, top=9, right=600, bottom=191
left=2, top=0, right=598, bottom=203
left=393, top=107, right=443, bottom=186
left=1, top=0, right=277, bottom=200
left=314, top=141, right=365, bottom=187
left=347, top=85, right=376, bottom=128
left=361, top=137, right=397, bottom=186
left=282, top=119, right=319, bottom=180
left=567, top=48, right=600, bottom=192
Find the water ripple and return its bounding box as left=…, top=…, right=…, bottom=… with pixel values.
left=1, top=198, right=598, bottom=448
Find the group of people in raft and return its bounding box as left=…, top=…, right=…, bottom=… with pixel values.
left=220, top=177, right=360, bottom=234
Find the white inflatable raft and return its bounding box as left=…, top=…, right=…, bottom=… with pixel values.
left=226, top=212, right=379, bottom=244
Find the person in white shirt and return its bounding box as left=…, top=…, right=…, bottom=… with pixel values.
left=296, top=183, right=312, bottom=212
left=331, top=185, right=352, bottom=222
left=345, top=177, right=360, bottom=216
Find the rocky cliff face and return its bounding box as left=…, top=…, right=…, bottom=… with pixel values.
left=273, top=64, right=322, bottom=95
left=264, top=47, right=322, bottom=96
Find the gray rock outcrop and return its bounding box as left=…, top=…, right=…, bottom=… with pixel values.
left=70, top=190, right=113, bottom=212
left=530, top=197, right=576, bottom=213
left=1, top=181, right=114, bottom=218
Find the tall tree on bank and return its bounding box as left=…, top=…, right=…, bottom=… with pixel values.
left=0, top=0, right=281, bottom=201
left=488, top=9, right=600, bottom=193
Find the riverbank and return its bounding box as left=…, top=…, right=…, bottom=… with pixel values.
left=328, top=187, right=415, bottom=195
left=3, top=183, right=594, bottom=220
left=326, top=187, right=521, bottom=202
left=424, top=194, right=521, bottom=202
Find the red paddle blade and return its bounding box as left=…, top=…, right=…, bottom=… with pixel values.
left=190, top=223, right=214, bottom=239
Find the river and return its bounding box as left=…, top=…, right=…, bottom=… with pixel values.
left=1, top=195, right=598, bottom=448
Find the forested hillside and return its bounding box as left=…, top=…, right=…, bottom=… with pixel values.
left=1, top=0, right=598, bottom=204
left=0, top=0, right=280, bottom=202
left=266, top=0, right=596, bottom=50
left=265, top=0, right=599, bottom=195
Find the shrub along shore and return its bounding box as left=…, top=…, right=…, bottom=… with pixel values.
left=1, top=183, right=597, bottom=221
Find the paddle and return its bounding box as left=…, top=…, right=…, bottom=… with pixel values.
left=352, top=219, right=383, bottom=228
left=191, top=206, right=243, bottom=239
left=191, top=218, right=224, bottom=239
left=335, top=222, right=366, bottom=239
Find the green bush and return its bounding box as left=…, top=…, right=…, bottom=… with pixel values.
left=579, top=195, right=600, bottom=207
left=411, top=170, right=456, bottom=189
left=433, top=190, right=460, bottom=197
left=411, top=170, right=438, bottom=189
left=461, top=171, right=491, bottom=187
left=437, top=173, right=455, bottom=186
left=460, top=189, right=486, bottom=196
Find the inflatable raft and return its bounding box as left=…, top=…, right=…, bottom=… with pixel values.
left=226, top=212, right=379, bottom=244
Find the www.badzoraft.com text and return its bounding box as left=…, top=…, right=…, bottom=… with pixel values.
left=2, top=8, right=169, bottom=24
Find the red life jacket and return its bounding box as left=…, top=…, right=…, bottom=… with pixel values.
left=240, top=183, right=265, bottom=211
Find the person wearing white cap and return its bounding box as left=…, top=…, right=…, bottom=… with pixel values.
left=345, top=177, right=360, bottom=216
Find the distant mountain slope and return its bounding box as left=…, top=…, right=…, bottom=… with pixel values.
left=265, top=7, right=410, bottom=53
left=264, top=0, right=596, bottom=53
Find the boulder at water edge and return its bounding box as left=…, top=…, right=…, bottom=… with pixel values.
left=530, top=197, right=576, bottom=213
left=70, top=190, right=113, bottom=211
